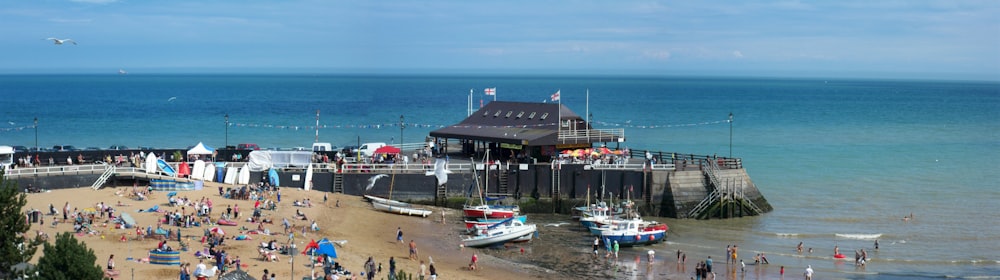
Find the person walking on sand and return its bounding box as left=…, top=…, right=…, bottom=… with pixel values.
left=409, top=240, right=418, bottom=260
left=804, top=265, right=814, bottom=280
left=705, top=256, right=713, bottom=273
left=593, top=237, right=600, bottom=256
left=731, top=245, right=739, bottom=265
left=613, top=240, right=620, bottom=259
left=396, top=227, right=404, bottom=244
left=388, top=257, right=397, bottom=280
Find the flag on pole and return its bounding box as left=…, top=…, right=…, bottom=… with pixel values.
left=550, top=90, right=560, bottom=102
left=484, top=88, right=496, bottom=96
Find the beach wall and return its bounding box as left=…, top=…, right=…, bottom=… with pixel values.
left=9, top=174, right=100, bottom=191
left=5, top=163, right=770, bottom=218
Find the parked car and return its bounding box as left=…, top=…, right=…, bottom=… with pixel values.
left=357, top=142, right=387, bottom=157
left=312, top=142, right=334, bottom=152
left=340, top=145, right=358, bottom=157
left=51, top=145, right=78, bottom=152
left=138, top=146, right=154, bottom=151
left=85, top=147, right=101, bottom=151
left=236, top=143, right=260, bottom=150
left=12, top=146, right=28, bottom=153
left=108, top=145, right=130, bottom=150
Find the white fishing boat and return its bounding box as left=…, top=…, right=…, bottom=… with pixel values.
left=462, top=217, right=537, bottom=248
left=371, top=200, right=432, bottom=217
left=364, top=195, right=412, bottom=208
left=365, top=166, right=432, bottom=218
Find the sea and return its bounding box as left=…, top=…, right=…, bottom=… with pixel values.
left=2, top=74, right=999, bottom=279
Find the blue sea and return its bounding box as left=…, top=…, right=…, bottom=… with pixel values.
left=2, top=74, right=999, bottom=278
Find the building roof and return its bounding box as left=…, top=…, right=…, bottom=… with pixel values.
left=430, top=101, right=584, bottom=146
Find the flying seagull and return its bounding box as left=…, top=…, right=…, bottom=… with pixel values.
left=46, top=38, right=76, bottom=45
left=365, top=174, right=389, bottom=191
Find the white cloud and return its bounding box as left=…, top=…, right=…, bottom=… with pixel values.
left=642, top=50, right=671, bottom=60
left=733, top=50, right=744, bottom=58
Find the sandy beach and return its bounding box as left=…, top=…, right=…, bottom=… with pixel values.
left=22, top=185, right=548, bottom=280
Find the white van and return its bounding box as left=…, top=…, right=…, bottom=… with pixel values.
left=312, top=142, right=333, bottom=152
left=0, top=146, right=14, bottom=170
left=357, top=142, right=387, bottom=157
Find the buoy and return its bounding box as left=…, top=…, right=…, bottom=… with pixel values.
left=649, top=235, right=655, bottom=241
left=635, top=235, right=641, bottom=240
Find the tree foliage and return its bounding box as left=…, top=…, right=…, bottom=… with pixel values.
left=0, top=170, right=39, bottom=279
left=34, top=232, right=104, bottom=280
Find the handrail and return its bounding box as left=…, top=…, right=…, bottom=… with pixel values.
left=557, top=128, right=625, bottom=142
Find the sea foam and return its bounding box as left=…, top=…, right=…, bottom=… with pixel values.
left=835, top=233, right=883, bottom=240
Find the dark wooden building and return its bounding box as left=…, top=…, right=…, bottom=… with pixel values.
left=429, top=101, right=625, bottom=162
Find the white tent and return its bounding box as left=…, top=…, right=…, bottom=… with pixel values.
left=187, top=142, right=215, bottom=155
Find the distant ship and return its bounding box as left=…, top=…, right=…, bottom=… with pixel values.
left=118, top=69, right=127, bottom=75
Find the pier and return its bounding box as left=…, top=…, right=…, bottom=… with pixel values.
left=4, top=148, right=771, bottom=219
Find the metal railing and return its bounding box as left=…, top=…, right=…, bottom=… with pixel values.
left=4, top=164, right=109, bottom=178
left=587, top=163, right=676, bottom=171
left=557, top=128, right=625, bottom=143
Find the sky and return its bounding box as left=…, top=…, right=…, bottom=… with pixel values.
left=1, top=0, right=998, bottom=80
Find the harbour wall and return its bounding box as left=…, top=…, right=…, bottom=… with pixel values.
left=4, top=163, right=772, bottom=219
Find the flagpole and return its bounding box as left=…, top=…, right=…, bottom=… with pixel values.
left=315, top=110, right=320, bottom=143
left=558, top=89, right=561, bottom=144
left=494, top=88, right=497, bottom=102
left=468, top=89, right=473, bottom=117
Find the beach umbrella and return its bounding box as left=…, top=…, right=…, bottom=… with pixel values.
left=560, top=149, right=573, bottom=154
left=598, top=147, right=612, bottom=154
left=210, top=227, right=225, bottom=236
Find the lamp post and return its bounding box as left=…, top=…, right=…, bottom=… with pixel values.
left=728, top=112, right=734, bottom=158
left=224, top=114, right=229, bottom=148
left=399, top=115, right=403, bottom=151
left=33, top=117, right=38, bottom=152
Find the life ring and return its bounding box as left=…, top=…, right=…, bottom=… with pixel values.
left=649, top=235, right=655, bottom=241
left=635, top=235, right=641, bottom=241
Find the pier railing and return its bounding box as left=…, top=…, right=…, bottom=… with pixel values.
left=4, top=164, right=109, bottom=178
left=557, top=128, right=625, bottom=143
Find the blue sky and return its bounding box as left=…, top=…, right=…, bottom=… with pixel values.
left=2, top=0, right=998, bottom=80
